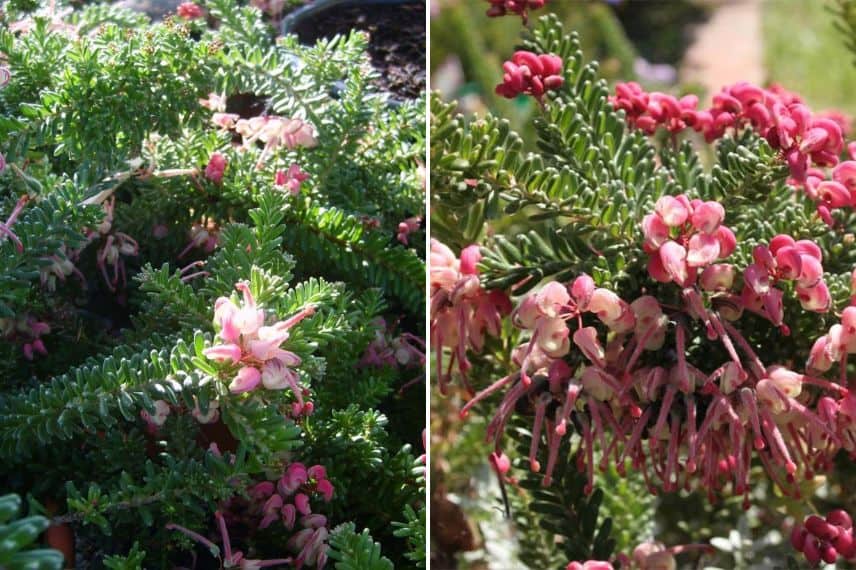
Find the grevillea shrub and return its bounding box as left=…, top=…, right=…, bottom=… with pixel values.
left=0, top=1, right=424, bottom=567
left=431, top=10, right=856, bottom=569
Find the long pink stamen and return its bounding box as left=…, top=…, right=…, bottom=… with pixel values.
left=529, top=394, right=550, bottom=472
left=461, top=373, right=518, bottom=419
left=215, top=511, right=233, bottom=563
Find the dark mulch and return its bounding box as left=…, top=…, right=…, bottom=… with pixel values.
left=293, top=1, right=425, bottom=99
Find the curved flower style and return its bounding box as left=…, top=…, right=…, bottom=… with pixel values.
left=496, top=51, right=564, bottom=102
left=430, top=239, right=511, bottom=395
left=167, top=511, right=295, bottom=569
left=204, top=282, right=315, bottom=411
left=465, top=265, right=846, bottom=503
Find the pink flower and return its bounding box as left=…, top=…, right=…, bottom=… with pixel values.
left=495, top=51, right=563, bottom=102
left=279, top=463, right=308, bottom=495
left=176, top=2, right=204, bottom=19
left=204, top=152, right=227, bottom=183
left=396, top=216, right=421, bottom=245
left=274, top=163, right=310, bottom=195
left=485, top=0, right=546, bottom=22
left=229, top=366, right=261, bottom=393
left=655, top=195, right=689, bottom=227
left=294, top=493, right=311, bottom=516
left=316, top=479, right=334, bottom=502
left=140, top=400, right=170, bottom=429
left=203, top=343, right=242, bottom=363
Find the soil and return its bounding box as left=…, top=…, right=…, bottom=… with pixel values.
left=293, top=1, right=426, bottom=100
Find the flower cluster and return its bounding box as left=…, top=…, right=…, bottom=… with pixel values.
left=430, top=240, right=511, bottom=395
left=610, top=81, right=847, bottom=187
left=485, top=0, right=546, bottom=22
left=642, top=194, right=735, bottom=287
left=198, top=93, right=318, bottom=168
left=86, top=197, right=139, bottom=292
left=204, top=282, right=315, bottom=413
left=247, top=464, right=333, bottom=568
left=791, top=510, right=855, bottom=566
left=360, top=318, right=425, bottom=370
left=469, top=267, right=846, bottom=502
left=0, top=315, right=50, bottom=361
left=495, top=51, right=564, bottom=102
left=740, top=234, right=830, bottom=332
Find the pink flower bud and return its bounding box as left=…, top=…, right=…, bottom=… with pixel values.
left=571, top=274, right=595, bottom=309
left=573, top=327, right=605, bottom=368
left=459, top=245, right=481, bottom=275
left=690, top=201, right=725, bottom=233
left=773, top=246, right=803, bottom=280
left=294, top=493, right=311, bottom=515
left=281, top=503, right=297, bottom=529
left=587, top=288, right=624, bottom=323
left=204, top=152, right=227, bottom=184
left=535, top=282, right=570, bottom=317
left=536, top=317, right=570, bottom=358
left=767, top=365, right=803, bottom=399
left=316, top=479, right=334, bottom=502
left=641, top=213, right=670, bottom=250
left=797, top=281, right=830, bottom=312
left=489, top=451, right=511, bottom=475
left=177, top=2, right=203, bottom=19
left=807, top=335, right=834, bottom=372
left=714, top=225, right=737, bottom=258
left=699, top=264, right=735, bottom=291
left=659, top=241, right=689, bottom=285
left=229, top=366, right=261, bottom=393
left=686, top=232, right=720, bottom=267
left=655, top=195, right=689, bottom=227
left=828, top=509, right=853, bottom=530
left=203, top=343, right=243, bottom=363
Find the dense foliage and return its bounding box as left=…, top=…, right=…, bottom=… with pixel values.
left=431, top=6, right=856, bottom=569
left=0, top=0, right=425, bottom=567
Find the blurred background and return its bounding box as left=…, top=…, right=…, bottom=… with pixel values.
left=430, top=1, right=856, bottom=568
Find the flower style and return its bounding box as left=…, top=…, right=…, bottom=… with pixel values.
left=0, top=194, right=29, bottom=253
left=167, top=511, right=294, bottom=569
left=495, top=51, right=564, bottom=102
left=430, top=240, right=512, bottom=395
left=465, top=265, right=846, bottom=503
left=204, top=282, right=315, bottom=408
left=274, top=164, right=310, bottom=195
